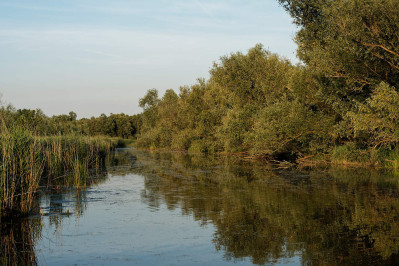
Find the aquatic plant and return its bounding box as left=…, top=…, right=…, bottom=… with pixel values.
left=0, top=127, right=42, bottom=218
left=0, top=124, right=116, bottom=219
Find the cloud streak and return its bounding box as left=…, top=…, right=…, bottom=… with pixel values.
left=0, top=2, right=73, bottom=12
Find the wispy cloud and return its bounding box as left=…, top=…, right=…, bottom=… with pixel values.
left=79, top=5, right=147, bottom=15
left=0, top=2, right=72, bottom=12
left=193, top=0, right=216, bottom=19
left=83, top=49, right=125, bottom=59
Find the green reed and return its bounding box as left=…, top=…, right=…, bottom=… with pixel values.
left=0, top=128, right=42, bottom=218
left=0, top=127, right=117, bottom=219
left=38, top=135, right=115, bottom=188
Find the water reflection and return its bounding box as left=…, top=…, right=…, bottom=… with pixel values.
left=131, top=150, right=399, bottom=265
left=3, top=148, right=399, bottom=265
left=0, top=219, right=40, bottom=265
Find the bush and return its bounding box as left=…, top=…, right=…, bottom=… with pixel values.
left=171, top=129, right=195, bottom=150
left=247, top=99, right=333, bottom=157
left=332, top=143, right=370, bottom=163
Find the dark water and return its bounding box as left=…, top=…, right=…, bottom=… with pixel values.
left=3, top=148, right=399, bottom=265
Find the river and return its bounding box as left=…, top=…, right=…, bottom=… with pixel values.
left=2, top=148, right=399, bottom=265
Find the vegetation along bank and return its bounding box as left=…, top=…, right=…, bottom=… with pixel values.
left=135, top=0, right=399, bottom=168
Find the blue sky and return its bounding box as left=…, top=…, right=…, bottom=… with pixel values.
left=0, top=0, right=298, bottom=118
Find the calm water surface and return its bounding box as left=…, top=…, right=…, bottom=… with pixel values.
left=3, top=148, right=399, bottom=265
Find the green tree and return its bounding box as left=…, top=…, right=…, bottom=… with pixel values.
left=210, top=44, right=293, bottom=108
left=279, top=0, right=399, bottom=91
left=248, top=98, right=333, bottom=156
left=348, top=82, right=399, bottom=148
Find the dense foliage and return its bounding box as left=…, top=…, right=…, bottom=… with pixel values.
left=136, top=0, right=399, bottom=166
left=0, top=104, right=141, bottom=139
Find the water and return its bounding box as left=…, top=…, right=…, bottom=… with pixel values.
left=3, top=148, right=399, bottom=265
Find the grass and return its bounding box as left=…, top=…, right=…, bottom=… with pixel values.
left=0, top=127, right=117, bottom=219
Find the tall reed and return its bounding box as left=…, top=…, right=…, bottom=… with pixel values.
left=0, top=126, right=116, bottom=219
left=0, top=128, right=42, bottom=218
left=39, top=135, right=115, bottom=188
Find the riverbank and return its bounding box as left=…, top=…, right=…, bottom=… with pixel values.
left=134, top=145, right=399, bottom=171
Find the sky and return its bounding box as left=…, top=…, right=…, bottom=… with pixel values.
left=0, top=0, right=298, bottom=118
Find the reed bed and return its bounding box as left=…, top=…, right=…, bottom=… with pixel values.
left=39, top=135, right=116, bottom=187
left=0, top=128, right=117, bottom=219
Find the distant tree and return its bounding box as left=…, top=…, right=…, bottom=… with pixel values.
left=139, top=89, right=160, bottom=110
left=69, top=111, right=77, bottom=121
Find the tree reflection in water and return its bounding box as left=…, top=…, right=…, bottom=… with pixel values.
left=132, top=150, right=399, bottom=265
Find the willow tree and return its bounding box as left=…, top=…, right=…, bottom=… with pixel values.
left=209, top=44, right=295, bottom=152
left=279, top=0, right=399, bottom=91
left=210, top=44, right=293, bottom=108
left=279, top=0, right=399, bottom=150
left=136, top=89, right=161, bottom=148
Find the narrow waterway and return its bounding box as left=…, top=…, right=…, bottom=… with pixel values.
left=3, top=148, right=399, bottom=265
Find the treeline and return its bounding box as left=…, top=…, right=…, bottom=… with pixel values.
left=136, top=0, right=399, bottom=166
left=0, top=105, right=142, bottom=139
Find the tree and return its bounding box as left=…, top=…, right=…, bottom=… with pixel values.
left=139, top=89, right=160, bottom=110
left=348, top=82, right=399, bottom=148
left=69, top=111, right=77, bottom=121
left=279, top=0, right=399, bottom=151
left=279, top=0, right=399, bottom=92
left=210, top=44, right=293, bottom=108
